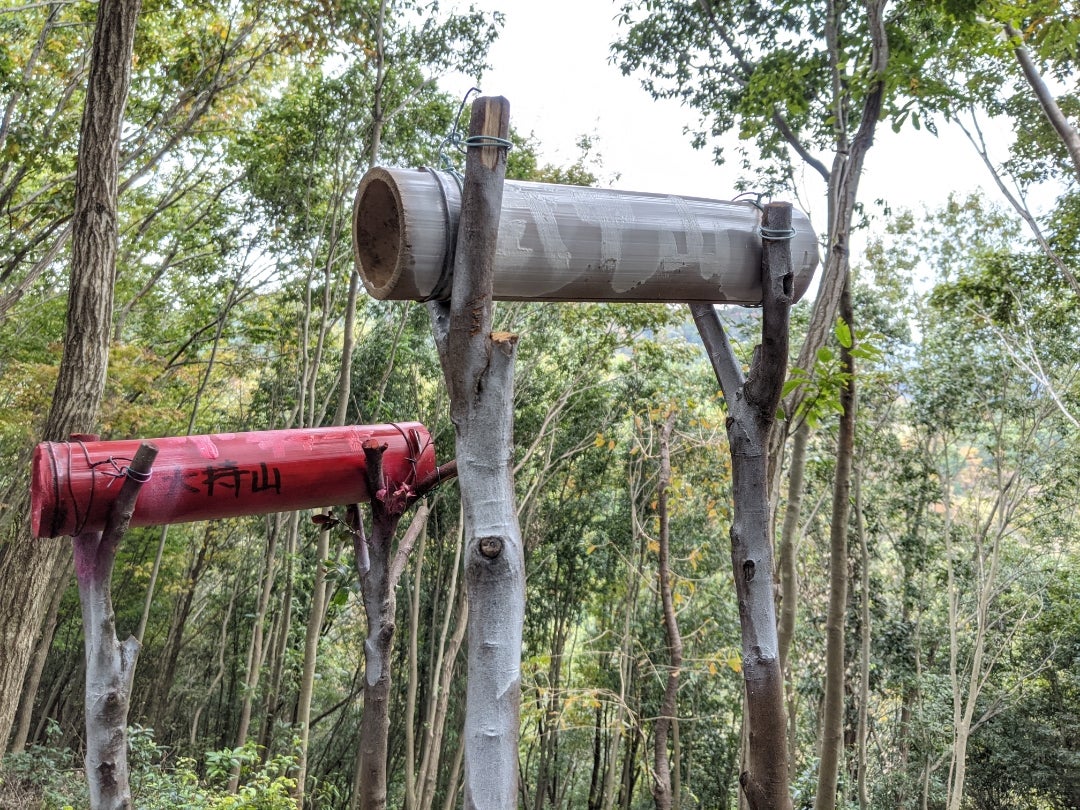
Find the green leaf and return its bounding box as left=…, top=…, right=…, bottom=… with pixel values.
left=835, top=318, right=853, bottom=348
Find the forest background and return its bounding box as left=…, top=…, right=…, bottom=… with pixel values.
left=0, top=0, right=1078, bottom=809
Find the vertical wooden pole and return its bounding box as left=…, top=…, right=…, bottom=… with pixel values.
left=75, top=441, right=157, bottom=810
left=690, top=202, right=795, bottom=810
left=427, top=95, right=523, bottom=810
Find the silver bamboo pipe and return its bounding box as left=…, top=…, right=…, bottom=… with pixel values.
left=353, top=166, right=820, bottom=305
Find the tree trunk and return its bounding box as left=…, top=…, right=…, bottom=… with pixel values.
left=652, top=412, right=682, bottom=810
left=855, top=461, right=871, bottom=810
left=350, top=443, right=450, bottom=810
left=0, top=0, right=140, bottom=757
left=690, top=201, right=795, bottom=810
left=76, top=442, right=157, bottom=809
left=426, top=96, right=523, bottom=810
left=11, top=556, right=72, bottom=753
left=227, top=516, right=280, bottom=792
left=777, top=421, right=808, bottom=781
left=416, top=552, right=469, bottom=810
left=813, top=281, right=856, bottom=810
left=1005, top=22, right=1080, bottom=181
left=404, top=521, right=427, bottom=810
left=260, top=512, right=296, bottom=754
left=294, top=526, right=331, bottom=806
left=148, top=524, right=214, bottom=728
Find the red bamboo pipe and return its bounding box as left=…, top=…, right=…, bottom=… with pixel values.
left=31, top=423, right=436, bottom=538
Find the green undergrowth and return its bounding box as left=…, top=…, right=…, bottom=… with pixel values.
left=0, top=725, right=298, bottom=810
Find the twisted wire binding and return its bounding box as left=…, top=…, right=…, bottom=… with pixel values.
left=90, top=454, right=138, bottom=488
left=733, top=191, right=767, bottom=212
left=437, top=87, right=514, bottom=178
left=122, top=466, right=153, bottom=484
left=759, top=226, right=797, bottom=241
left=437, top=87, right=480, bottom=178
left=463, top=134, right=513, bottom=149
left=68, top=440, right=94, bottom=535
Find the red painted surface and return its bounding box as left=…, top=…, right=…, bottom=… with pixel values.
left=31, top=423, right=436, bottom=538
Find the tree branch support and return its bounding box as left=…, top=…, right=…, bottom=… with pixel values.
left=690, top=202, right=795, bottom=810
left=427, top=94, right=524, bottom=810
left=74, top=440, right=157, bottom=810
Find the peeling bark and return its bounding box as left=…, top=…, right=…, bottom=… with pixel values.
left=426, top=96, right=524, bottom=810
left=0, top=0, right=140, bottom=755
left=691, top=202, right=795, bottom=810
left=75, top=442, right=157, bottom=810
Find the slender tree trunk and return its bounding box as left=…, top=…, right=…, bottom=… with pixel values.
left=415, top=517, right=465, bottom=810
left=690, top=201, right=795, bottom=810
left=350, top=445, right=450, bottom=810
left=1005, top=22, right=1080, bottom=180
left=777, top=424, right=807, bottom=674
left=426, top=96, right=523, bottom=810
left=855, top=462, right=871, bottom=810
left=76, top=442, right=156, bottom=810
left=404, top=521, right=427, bottom=810
left=352, top=503, right=396, bottom=810
left=294, top=527, right=330, bottom=805
left=149, top=524, right=214, bottom=728
left=416, top=555, right=469, bottom=810
left=603, top=508, right=644, bottom=810
left=228, top=517, right=280, bottom=792
left=260, top=512, right=295, bottom=752
left=777, top=422, right=808, bottom=780
left=11, top=557, right=73, bottom=753
left=652, top=412, right=682, bottom=810
left=441, top=729, right=466, bottom=810
left=814, top=281, right=856, bottom=810
left=0, top=0, right=140, bottom=756
left=190, top=571, right=238, bottom=747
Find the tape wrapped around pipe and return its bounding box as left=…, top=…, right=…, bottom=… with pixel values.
left=352, top=167, right=820, bottom=305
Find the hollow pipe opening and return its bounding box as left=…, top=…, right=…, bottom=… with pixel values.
left=353, top=172, right=402, bottom=299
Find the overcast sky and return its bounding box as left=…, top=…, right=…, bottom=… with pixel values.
left=445, top=0, right=1041, bottom=243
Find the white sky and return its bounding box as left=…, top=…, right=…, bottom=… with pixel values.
left=446, top=0, right=1044, bottom=247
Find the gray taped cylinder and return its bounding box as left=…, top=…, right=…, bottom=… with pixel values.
left=352, top=166, right=820, bottom=305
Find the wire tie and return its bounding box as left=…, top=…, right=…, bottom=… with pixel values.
left=759, top=226, right=797, bottom=241
left=123, top=466, right=153, bottom=484
left=462, top=134, right=513, bottom=150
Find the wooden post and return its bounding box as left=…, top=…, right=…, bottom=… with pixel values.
left=426, top=95, right=523, bottom=810
left=348, top=443, right=454, bottom=810
left=690, top=202, right=795, bottom=810
left=74, top=440, right=157, bottom=810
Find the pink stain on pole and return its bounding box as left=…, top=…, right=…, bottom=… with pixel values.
left=31, top=423, right=436, bottom=538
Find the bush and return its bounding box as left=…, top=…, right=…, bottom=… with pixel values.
left=0, top=726, right=299, bottom=810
